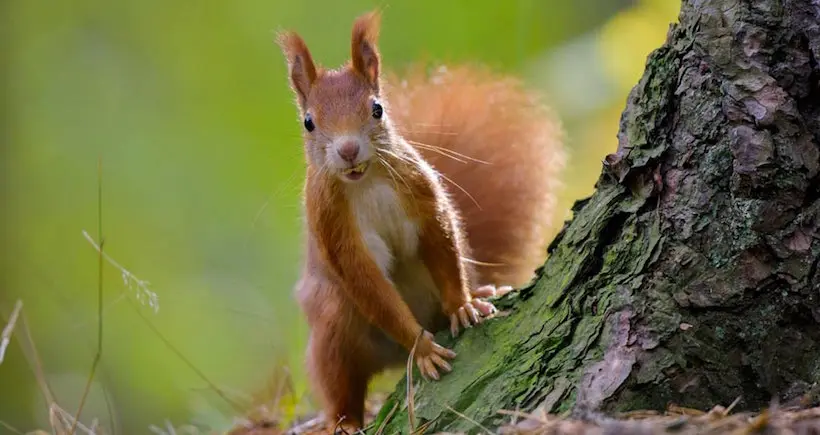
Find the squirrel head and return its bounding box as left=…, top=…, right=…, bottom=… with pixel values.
left=278, top=10, right=395, bottom=184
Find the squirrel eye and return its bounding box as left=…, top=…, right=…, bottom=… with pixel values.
left=304, top=113, right=315, bottom=132
left=372, top=101, right=383, bottom=119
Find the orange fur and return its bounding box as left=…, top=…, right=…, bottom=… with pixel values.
left=278, top=10, right=565, bottom=432
left=384, top=64, right=565, bottom=287
left=276, top=31, right=318, bottom=108
left=350, top=10, right=382, bottom=87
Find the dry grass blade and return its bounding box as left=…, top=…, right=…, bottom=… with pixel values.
left=0, top=419, right=23, bottom=435
left=410, top=419, right=435, bottom=435
left=406, top=332, right=422, bottom=433
left=375, top=401, right=399, bottom=435
left=125, top=296, right=244, bottom=414
left=267, top=366, right=295, bottom=421
left=16, top=309, right=61, bottom=422
left=52, top=403, right=97, bottom=435
left=148, top=419, right=200, bottom=435
left=666, top=404, right=705, bottom=417
left=497, top=409, right=548, bottom=425
left=0, top=299, right=23, bottom=365
left=283, top=415, right=324, bottom=435
left=444, top=405, right=493, bottom=435
left=81, top=160, right=240, bottom=418
left=230, top=364, right=300, bottom=433
left=81, top=231, right=158, bottom=313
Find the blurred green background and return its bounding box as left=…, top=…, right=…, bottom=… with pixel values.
left=0, top=0, right=679, bottom=432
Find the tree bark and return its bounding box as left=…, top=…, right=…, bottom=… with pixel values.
left=371, top=0, right=820, bottom=433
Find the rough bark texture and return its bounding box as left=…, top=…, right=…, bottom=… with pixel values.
left=371, top=0, right=820, bottom=433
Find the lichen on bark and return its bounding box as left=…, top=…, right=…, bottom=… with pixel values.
left=371, top=0, right=820, bottom=433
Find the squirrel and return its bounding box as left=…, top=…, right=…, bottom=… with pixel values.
left=276, top=9, right=565, bottom=432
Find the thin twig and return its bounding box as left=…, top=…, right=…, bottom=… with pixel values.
left=332, top=415, right=348, bottom=435
left=406, top=331, right=423, bottom=433
left=725, top=396, right=742, bottom=415
left=70, top=156, right=105, bottom=435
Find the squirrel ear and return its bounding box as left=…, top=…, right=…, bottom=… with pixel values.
left=350, top=10, right=382, bottom=91
left=277, top=31, right=318, bottom=109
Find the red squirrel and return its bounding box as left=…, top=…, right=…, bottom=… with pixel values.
left=277, top=10, right=565, bottom=432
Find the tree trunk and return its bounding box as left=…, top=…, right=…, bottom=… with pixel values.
left=372, top=0, right=820, bottom=432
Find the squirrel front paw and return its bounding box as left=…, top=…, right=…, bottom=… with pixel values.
left=414, top=330, right=457, bottom=381
left=445, top=285, right=514, bottom=337
left=446, top=297, right=497, bottom=337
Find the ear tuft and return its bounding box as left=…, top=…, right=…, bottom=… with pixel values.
left=277, top=30, right=318, bottom=109
left=350, top=10, right=382, bottom=90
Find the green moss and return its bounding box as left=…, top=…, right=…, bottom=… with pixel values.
left=555, top=389, right=578, bottom=414
left=368, top=179, right=654, bottom=433
left=369, top=2, right=820, bottom=427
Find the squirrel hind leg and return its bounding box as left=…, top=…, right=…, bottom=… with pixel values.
left=305, top=329, right=373, bottom=433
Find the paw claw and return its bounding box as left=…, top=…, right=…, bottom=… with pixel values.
left=448, top=295, right=501, bottom=336
left=497, top=285, right=514, bottom=297
left=471, top=284, right=497, bottom=299
left=471, top=284, right=515, bottom=299
left=458, top=306, right=471, bottom=329
left=414, top=331, right=456, bottom=382
left=472, top=299, right=497, bottom=316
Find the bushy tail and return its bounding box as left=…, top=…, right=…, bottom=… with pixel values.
left=384, top=64, right=566, bottom=287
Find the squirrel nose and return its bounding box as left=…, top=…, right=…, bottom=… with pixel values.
left=337, top=140, right=360, bottom=163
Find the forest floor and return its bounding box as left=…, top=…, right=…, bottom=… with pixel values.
left=17, top=384, right=820, bottom=434
left=225, top=393, right=820, bottom=435
left=6, top=291, right=820, bottom=435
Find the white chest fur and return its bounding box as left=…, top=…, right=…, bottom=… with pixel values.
left=348, top=180, right=420, bottom=277
left=347, top=178, right=441, bottom=327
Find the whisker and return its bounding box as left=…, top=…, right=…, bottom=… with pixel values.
left=411, top=144, right=467, bottom=164
left=377, top=147, right=414, bottom=165
left=461, top=256, right=507, bottom=267
left=376, top=151, right=419, bottom=214
left=377, top=153, right=413, bottom=194
left=438, top=171, right=482, bottom=210
left=396, top=127, right=459, bottom=136
left=406, top=139, right=491, bottom=165
left=379, top=156, right=402, bottom=192
left=251, top=168, right=302, bottom=230
left=377, top=147, right=479, bottom=210
left=315, top=152, right=332, bottom=177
